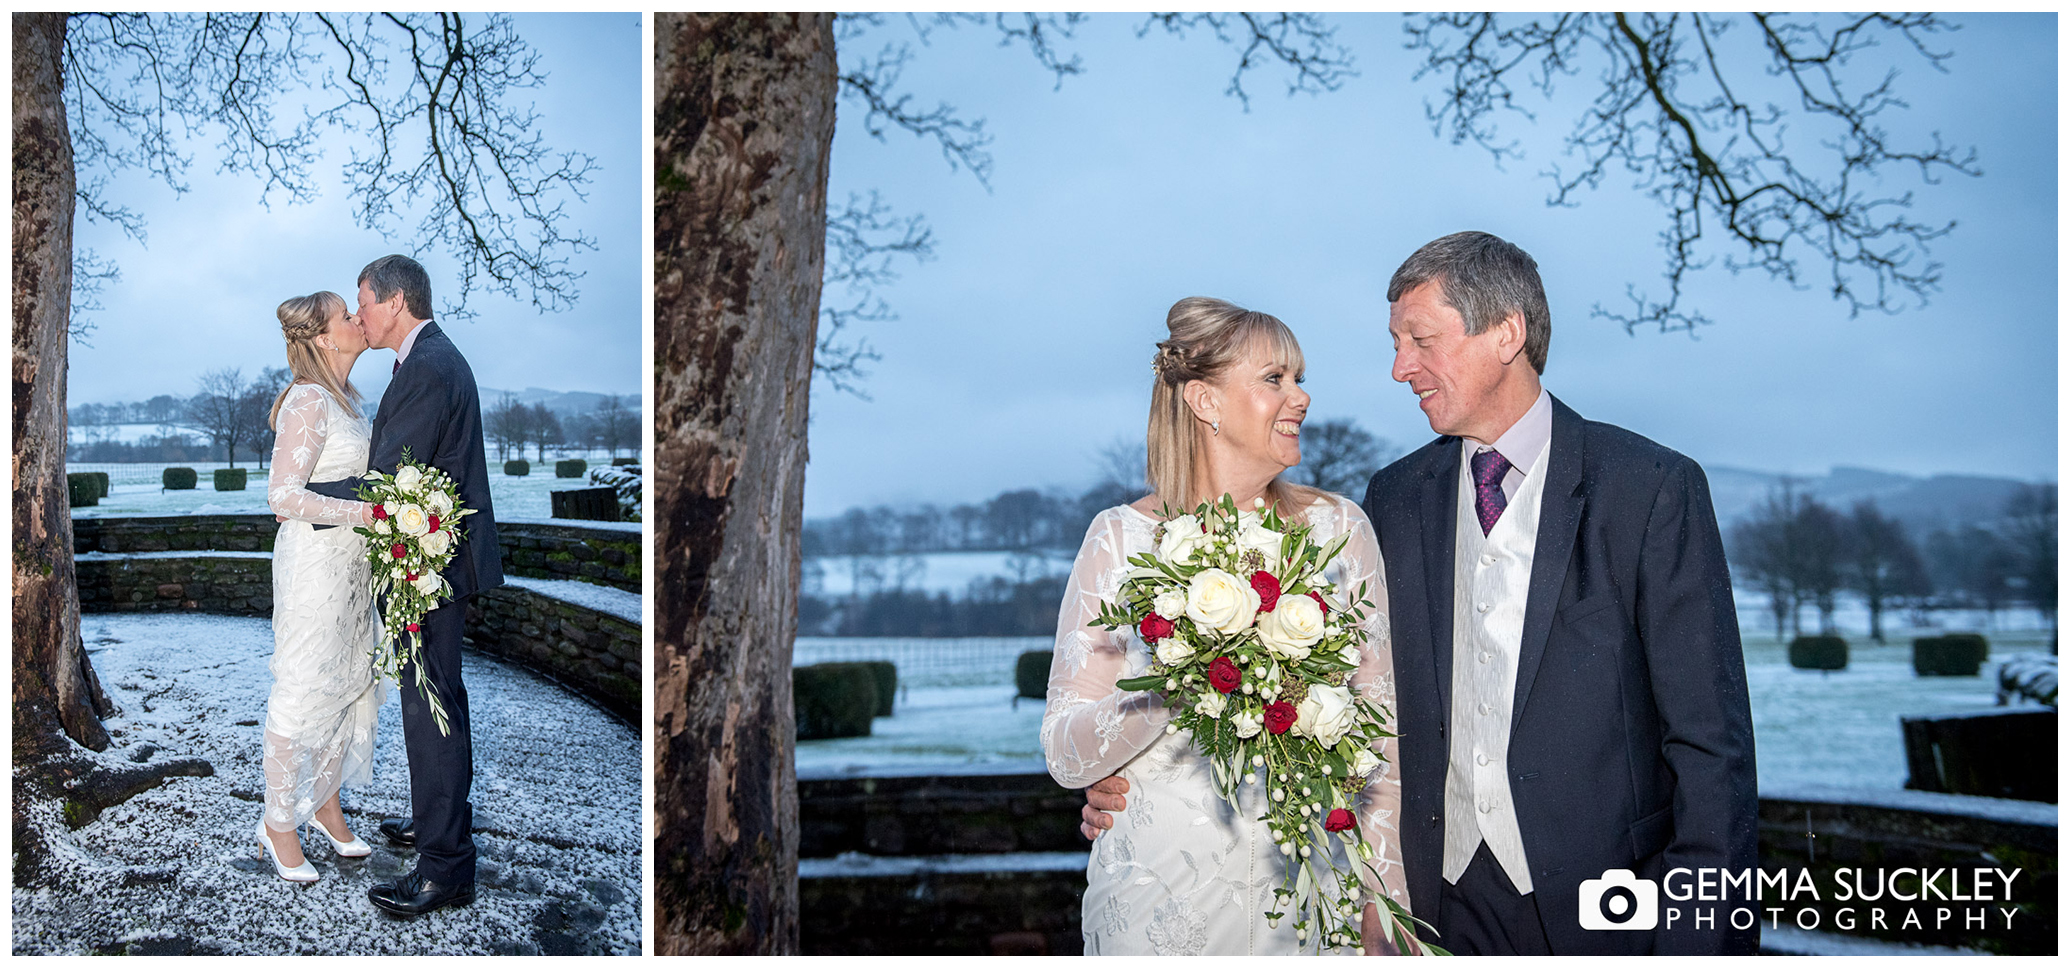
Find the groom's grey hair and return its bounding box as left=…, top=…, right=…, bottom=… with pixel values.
left=359, top=254, right=435, bottom=321
left=1387, top=231, right=1550, bottom=374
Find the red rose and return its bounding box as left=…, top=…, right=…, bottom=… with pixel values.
left=1264, top=701, right=1298, bottom=734
left=405, top=573, right=418, bottom=582
left=1208, top=656, right=1242, bottom=694
left=1139, top=612, right=1174, bottom=643
left=1307, top=591, right=1328, bottom=614
left=428, top=513, right=441, bottom=533
left=1324, top=808, right=1355, bottom=832
left=407, top=622, right=420, bottom=632
left=1251, top=571, right=1281, bottom=612
left=371, top=503, right=388, bottom=520
left=390, top=543, right=408, bottom=559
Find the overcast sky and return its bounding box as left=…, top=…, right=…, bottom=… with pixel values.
left=804, top=13, right=2056, bottom=518
left=66, top=12, right=641, bottom=409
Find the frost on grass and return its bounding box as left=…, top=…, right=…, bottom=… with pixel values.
left=13, top=613, right=640, bottom=955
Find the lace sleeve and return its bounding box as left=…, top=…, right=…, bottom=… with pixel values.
left=266, top=385, right=371, bottom=526
left=1040, top=509, right=1172, bottom=789
left=1333, top=498, right=1411, bottom=918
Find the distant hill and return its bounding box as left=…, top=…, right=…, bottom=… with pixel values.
left=1706, top=464, right=2042, bottom=538
left=477, top=386, right=642, bottom=421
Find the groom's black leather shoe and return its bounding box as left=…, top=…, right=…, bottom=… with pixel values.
left=378, top=818, right=416, bottom=848
left=368, top=870, right=475, bottom=917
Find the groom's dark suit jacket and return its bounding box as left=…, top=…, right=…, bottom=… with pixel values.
left=309, top=321, right=502, bottom=598
left=1362, top=395, right=1757, bottom=955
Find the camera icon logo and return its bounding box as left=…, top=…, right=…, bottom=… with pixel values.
left=1577, top=869, right=1659, bottom=931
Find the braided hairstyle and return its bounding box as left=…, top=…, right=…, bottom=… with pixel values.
left=1145, top=297, right=1319, bottom=521
left=268, top=291, right=363, bottom=430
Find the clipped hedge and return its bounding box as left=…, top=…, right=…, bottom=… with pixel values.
left=611, top=456, right=638, bottom=466
left=1016, top=650, right=1051, bottom=700
left=505, top=459, right=531, bottom=477
left=86, top=471, right=110, bottom=498
left=555, top=458, right=587, bottom=478
left=213, top=468, right=248, bottom=491
left=820, top=660, right=896, bottom=717
left=67, top=473, right=100, bottom=508
left=1914, top=634, right=1989, bottom=677
left=163, top=467, right=198, bottom=490
left=1788, top=635, right=1849, bottom=671
left=795, top=662, right=878, bottom=740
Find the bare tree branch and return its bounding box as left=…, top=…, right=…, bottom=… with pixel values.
left=815, top=191, right=934, bottom=398
left=1139, top=12, right=1358, bottom=109
left=1405, top=12, right=1980, bottom=332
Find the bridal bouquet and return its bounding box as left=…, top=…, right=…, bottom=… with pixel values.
left=352, top=448, right=474, bottom=736
left=1095, top=495, right=1432, bottom=954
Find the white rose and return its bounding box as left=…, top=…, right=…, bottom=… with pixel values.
left=391, top=567, right=405, bottom=581
left=1193, top=690, right=1228, bottom=719
left=1236, top=518, right=1282, bottom=568
left=1152, top=589, right=1188, bottom=621
left=1337, top=642, right=1361, bottom=666
left=393, top=504, right=429, bottom=537
left=374, top=518, right=392, bottom=535
left=394, top=464, right=424, bottom=493
left=1155, top=634, right=1195, bottom=666
left=1292, top=683, right=1358, bottom=747
left=427, top=490, right=455, bottom=515
left=1350, top=746, right=1381, bottom=779
left=410, top=571, right=443, bottom=596
left=1258, top=593, right=1327, bottom=660
left=419, top=527, right=454, bottom=558
left=1157, top=514, right=1209, bottom=564
left=1232, top=708, right=1263, bottom=739
left=1185, top=568, right=1261, bottom=636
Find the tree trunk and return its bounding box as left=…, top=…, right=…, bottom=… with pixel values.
left=13, top=11, right=114, bottom=757
left=651, top=12, right=834, bottom=955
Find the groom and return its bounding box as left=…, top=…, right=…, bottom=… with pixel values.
left=1084, top=232, right=1757, bottom=954
left=309, top=254, right=503, bottom=917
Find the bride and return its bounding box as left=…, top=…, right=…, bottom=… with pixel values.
left=256, top=291, right=385, bottom=881
left=1040, top=297, right=1409, bottom=955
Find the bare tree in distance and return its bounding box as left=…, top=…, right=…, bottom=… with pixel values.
left=1843, top=499, right=1928, bottom=643
left=244, top=365, right=292, bottom=470
left=184, top=367, right=255, bottom=467
left=1290, top=417, right=1398, bottom=496
left=1404, top=13, right=1982, bottom=332
left=1729, top=480, right=1803, bottom=640
left=2001, top=483, right=2057, bottom=644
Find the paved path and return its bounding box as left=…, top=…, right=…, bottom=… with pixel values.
left=13, top=613, right=640, bottom=955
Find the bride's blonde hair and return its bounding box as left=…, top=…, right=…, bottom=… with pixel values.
left=1146, top=297, right=1321, bottom=521
left=269, top=291, right=362, bottom=430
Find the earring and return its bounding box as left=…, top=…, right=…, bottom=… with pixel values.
left=1211, top=421, right=1221, bottom=436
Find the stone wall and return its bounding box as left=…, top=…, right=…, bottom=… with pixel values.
left=466, top=583, right=640, bottom=722
left=497, top=520, right=640, bottom=593
left=76, top=553, right=273, bottom=615
left=73, top=514, right=278, bottom=555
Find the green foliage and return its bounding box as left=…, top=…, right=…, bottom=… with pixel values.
left=1015, top=651, right=1051, bottom=700
left=1913, top=633, right=1988, bottom=677
left=611, top=456, right=638, bottom=466
left=815, top=660, right=896, bottom=717
left=1789, top=635, right=1849, bottom=671
left=505, top=459, right=531, bottom=476
left=555, top=458, right=587, bottom=478
left=162, top=466, right=198, bottom=490
left=213, top=468, right=248, bottom=491
left=87, top=471, right=110, bottom=497
left=67, top=473, right=100, bottom=508
left=794, top=663, right=877, bottom=740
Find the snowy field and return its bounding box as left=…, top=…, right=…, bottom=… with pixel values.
left=68, top=461, right=636, bottom=524
left=796, top=624, right=2058, bottom=789
left=805, top=550, right=1074, bottom=598
left=13, top=613, right=640, bottom=956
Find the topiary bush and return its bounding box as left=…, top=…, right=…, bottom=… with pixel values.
left=1016, top=650, right=1052, bottom=700
left=162, top=467, right=198, bottom=490
left=88, top=471, right=110, bottom=498
left=213, top=468, right=248, bottom=491
left=611, top=456, right=638, bottom=466
left=821, top=660, right=896, bottom=717
left=67, top=473, right=100, bottom=508
left=555, top=458, right=587, bottom=478
left=794, top=662, right=878, bottom=740
left=1914, top=634, right=1989, bottom=677
left=1788, top=635, right=1849, bottom=671
left=505, top=459, right=530, bottom=477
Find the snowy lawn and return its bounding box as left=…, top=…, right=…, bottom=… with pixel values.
left=70, top=462, right=632, bottom=523
left=13, top=613, right=640, bottom=956
left=796, top=627, right=2058, bottom=791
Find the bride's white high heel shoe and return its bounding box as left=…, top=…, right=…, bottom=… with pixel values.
left=311, top=815, right=372, bottom=858
left=256, top=821, right=319, bottom=883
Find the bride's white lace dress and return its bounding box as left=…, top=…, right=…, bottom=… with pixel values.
left=262, top=383, right=384, bottom=833
left=1041, top=494, right=1410, bottom=955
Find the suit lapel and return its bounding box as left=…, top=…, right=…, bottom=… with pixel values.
left=1511, top=395, right=1586, bottom=725
left=1418, top=437, right=1462, bottom=723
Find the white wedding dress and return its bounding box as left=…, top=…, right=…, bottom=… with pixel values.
left=1041, top=493, right=1410, bottom=955
left=262, top=383, right=384, bottom=834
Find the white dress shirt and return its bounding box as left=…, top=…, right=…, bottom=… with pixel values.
left=395, top=319, right=432, bottom=364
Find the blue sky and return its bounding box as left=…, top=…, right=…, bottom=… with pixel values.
left=804, top=13, right=2057, bottom=517
left=65, top=13, right=642, bottom=408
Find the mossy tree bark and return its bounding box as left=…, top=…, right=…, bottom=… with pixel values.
left=652, top=12, right=835, bottom=955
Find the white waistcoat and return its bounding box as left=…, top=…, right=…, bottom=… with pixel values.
left=1441, top=442, right=1550, bottom=894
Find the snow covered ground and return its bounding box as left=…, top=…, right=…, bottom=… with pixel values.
left=13, top=613, right=640, bottom=956
left=796, top=626, right=2058, bottom=790
left=69, top=463, right=635, bottom=523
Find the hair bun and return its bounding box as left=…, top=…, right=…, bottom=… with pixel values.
left=1150, top=341, right=1190, bottom=383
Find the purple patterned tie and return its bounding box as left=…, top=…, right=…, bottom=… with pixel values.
left=1472, top=448, right=1512, bottom=536
left=393, top=358, right=401, bottom=375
